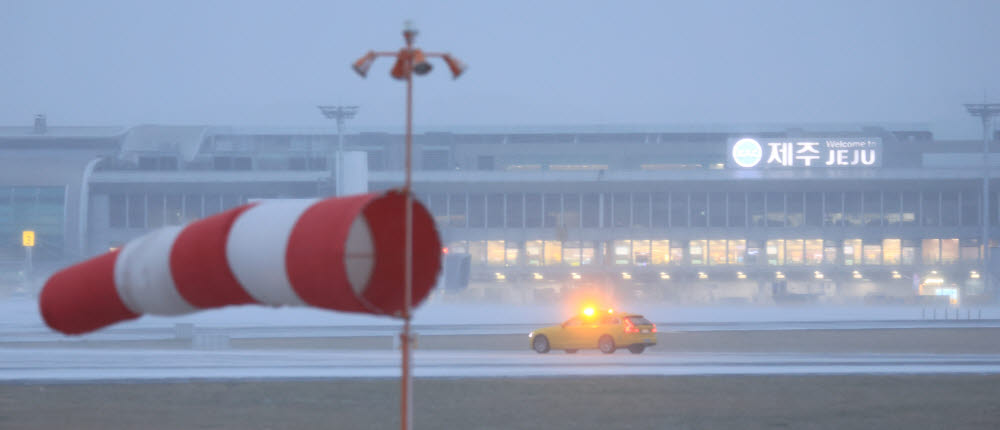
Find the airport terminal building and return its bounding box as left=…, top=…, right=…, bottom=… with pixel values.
left=3, top=117, right=999, bottom=304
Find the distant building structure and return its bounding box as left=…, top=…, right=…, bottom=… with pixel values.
left=1, top=119, right=997, bottom=304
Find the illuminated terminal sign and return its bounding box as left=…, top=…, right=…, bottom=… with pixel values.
left=727, top=137, right=881, bottom=169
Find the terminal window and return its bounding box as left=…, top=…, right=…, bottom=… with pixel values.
left=883, top=239, right=901, bottom=265
left=884, top=192, right=901, bottom=224
left=689, top=240, right=707, bottom=265
left=633, top=193, right=650, bottom=228
left=709, top=240, right=726, bottom=265
left=487, top=194, right=504, bottom=228
left=766, top=240, right=784, bottom=265
left=786, top=193, right=803, bottom=227
left=581, top=193, right=599, bottom=228
left=671, top=193, right=689, bottom=227
left=728, top=240, right=746, bottom=265
left=632, top=240, right=650, bottom=266
left=651, top=240, right=670, bottom=265
left=843, top=239, right=862, bottom=265
left=563, top=194, right=580, bottom=228
left=468, top=194, right=485, bottom=228
left=690, top=193, right=707, bottom=227
left=766, top=193, right=784, bottom=227
left=505, top=193, right=523, bottom=228
left=0, top=186, right=65, bottom=261
left=505, top=241, right=520, bottom=266
left=728, top=193, right=746, bottom=227
left=941, top=192, right=959, bottom=226
left=961, top=190, right=979, bottom=227
left=922, top=192, right=940, bottom=226
left=613, top=193, right=630, bottom=228
left=708, top=193, right=725, bottom=227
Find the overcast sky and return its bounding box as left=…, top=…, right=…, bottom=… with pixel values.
left=1, top=0, right=998, bottom=138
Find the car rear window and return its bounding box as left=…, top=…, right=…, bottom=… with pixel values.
left=626, top=316, right=652, bottom=325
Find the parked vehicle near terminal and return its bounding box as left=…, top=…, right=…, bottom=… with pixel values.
left=529, top=308, right=657, bottom=354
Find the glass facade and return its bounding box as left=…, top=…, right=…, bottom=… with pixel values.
left=102, top=189, right=993, bottom=277
left=414, top=189, right=985, bottom=231
left=728, top=240, right=746, bottom=265
left=766, top=240, right=784, bottom=265
left=689, top=240, right=707, bottom=265
left=651, top=240, right=670, bottom=265
left=709, top=239, right=727, bottom=265
left=0, top=187, right=65, bottom=260
left=843, top=239, right=862, bottom=265
left=883, top=239, right=901, bottom=265
left=448, top=235, right=975, bottom=271
left=805, top=239, right=823, bottom=264
left=632, top=240, right=651, bottom=266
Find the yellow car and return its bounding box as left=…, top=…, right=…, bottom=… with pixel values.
left=529, top=309, right=657, bottom=354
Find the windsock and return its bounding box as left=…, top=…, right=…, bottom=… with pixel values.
left=39, top=191, right=442, bottom=335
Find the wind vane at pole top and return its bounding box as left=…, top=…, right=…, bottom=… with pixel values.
left=351, top=24, right=467, bottom=81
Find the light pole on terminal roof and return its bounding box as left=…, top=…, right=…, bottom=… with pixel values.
left=351, top=21, right=465, bottom=430
left=318, top=105, right=359, bottom=196
left=965, top=101, right=1000, bottom=301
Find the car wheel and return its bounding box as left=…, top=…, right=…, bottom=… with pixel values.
left=628, top=344, right=646, bottom=354
left=598, top=335, right=616, bottom=354
left=565, top=349, right=578, bottom=354
left=532, top=335, right=550, bottom=354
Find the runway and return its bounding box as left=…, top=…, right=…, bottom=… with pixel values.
left=6, top=348, right=1000, bottom=382
left=5, top=300, right=1000, bottom=429
left=6, top=298, right=1000, bottom=383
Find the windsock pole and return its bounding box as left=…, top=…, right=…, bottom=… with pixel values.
left=401, top=26, right=415, bottom=430
left=350, top=22, right=465, bottom=430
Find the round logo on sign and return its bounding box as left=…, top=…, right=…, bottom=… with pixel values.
left=732, top=138, right=762, bottom=168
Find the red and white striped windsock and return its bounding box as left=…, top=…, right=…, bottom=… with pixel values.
left=39, top=191, right=442, bottom=335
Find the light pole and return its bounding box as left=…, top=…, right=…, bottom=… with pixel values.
left=318, top=105, right=359, bottom=196
left=352, top=22, right=465, bottom=430
left=965, top=102, right=1000, bottom=300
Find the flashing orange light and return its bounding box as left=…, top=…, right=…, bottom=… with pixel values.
left=583, top=307, right=595, bottom=317
left=442, top=247, right=449, bottom=254
left=607, top=308, right=614, bottom=314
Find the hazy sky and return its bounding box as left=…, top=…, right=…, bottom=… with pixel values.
left=1, top=0, right=998, bottom=138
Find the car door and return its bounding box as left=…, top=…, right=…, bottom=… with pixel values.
left=558, top=317, right=588, bottom=349
left=594, top=315, right=620, bottom=347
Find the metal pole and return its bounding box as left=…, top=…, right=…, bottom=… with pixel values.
left=25, top=246, right=32, bottom=286
left=351, top=26, right=462, bottom=430
left=318, top=106, right=358, bottom=197
left=983, top=114, right=991, bottom=301
left=337, top=116, right=344, bottom=196
left=401, top=26, right=415, bottom=430
left=966, top=103, right=1000, bottom=301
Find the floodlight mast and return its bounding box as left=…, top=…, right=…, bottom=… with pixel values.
left=351, top=22, right=465, bottom=430
left=318, top=105, right=359, bottom=196
left=965, top=102, right=1000, bottom=301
